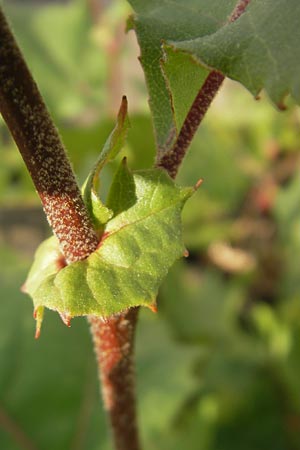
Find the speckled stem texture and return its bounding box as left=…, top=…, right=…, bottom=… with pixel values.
left=0, top=8, right=140, bottom=450
left=0, top=7, right=99, bottom=263
left=88, top=308, right=141, bottom=450
left=157, top=0, right=251, bottom=179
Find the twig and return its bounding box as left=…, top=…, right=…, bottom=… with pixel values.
left=157, top=0, right=252, bottom=178
left=0, top=7, right=140, bottom=450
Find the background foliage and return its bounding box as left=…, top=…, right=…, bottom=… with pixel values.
left=1, top=0, right=300, bottom=449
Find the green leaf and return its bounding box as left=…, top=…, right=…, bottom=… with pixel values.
left=171, top=0, right=300, bottom=108
left=81, top=96, right=130, bottom=229
left=24, top=168, right=194, bottom=331
left=128, top=0, right=300, bottom=155
left=161, top=48, right=209, bottom=131
left=127, top=0, right=236, bottom=153
left=106, top=157, right=137, bottom=216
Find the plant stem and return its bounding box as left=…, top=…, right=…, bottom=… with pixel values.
left=88, top=308, right=141, bottom=450
left=156, top=0, right=251, bottom=178
left=157, top=70, right=225, bottom=178
left=0, top=7, right=140, bottom=450
left=0, top=7, right=99, bottom=263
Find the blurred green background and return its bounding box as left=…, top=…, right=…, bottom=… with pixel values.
left=1, top=0, right=300, bottom=449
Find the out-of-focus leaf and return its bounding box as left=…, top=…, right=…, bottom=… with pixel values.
left=160, top=262, right=245, bottom=343
left=3, top=0, right=106, bottom=119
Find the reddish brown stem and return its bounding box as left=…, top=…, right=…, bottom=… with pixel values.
left=157, top=70, right=225, bottom=178
left=157, top=0, right=251, bottom=179
left=0, top=7, right=98, bottom=263
left=88, top=308, right=141, bottom=450
left=0, top=7, right=140, bottom=450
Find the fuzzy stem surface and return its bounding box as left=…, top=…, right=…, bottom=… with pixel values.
left=0, top=7, right=99, bottom=263
left=89, top=308, right=141, bottom=450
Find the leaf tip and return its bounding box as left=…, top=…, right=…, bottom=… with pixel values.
left=35, top=327, right=41, bottom=340
left=277, top=101, right=287, bottom=111
left=118, top=96, right=128, bottom=123
left=148, top=302, right=158, bottom=313
left=195, top=178, right=203, bottom=190
left=183, top=248, right=189, bottom=258
left=59, top=312, right=72, bottom=328
left=33, top=306, right=44, bottom=339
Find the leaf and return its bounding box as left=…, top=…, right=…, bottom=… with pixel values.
left=128, top=0, right=300, bottom=156
left=127, top=0, right=236, bottom=153
left=106, top=157, right=137, bottom=216
left=171, top=0, right=300, bottom=108
left=161, top=48, right=209, bottom=132
left=81, top=96, right=130, bottom=229
left=24, top=167, right=195, bottom=330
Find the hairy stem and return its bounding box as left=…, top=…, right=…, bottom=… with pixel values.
left=0, top=7, right=140, bottom=450
left=88, top=308, right=141, bottom=450
left=157, top=70, right=225, bottom=178
left=0, top=7, right=99, bottom=263
left=156, top=0, right=251, bottom=178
